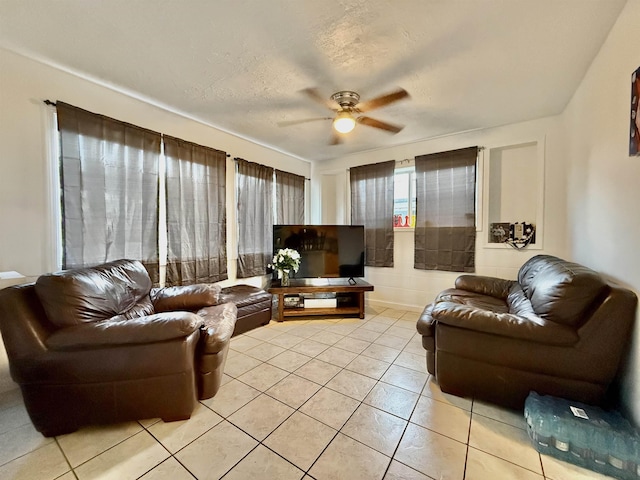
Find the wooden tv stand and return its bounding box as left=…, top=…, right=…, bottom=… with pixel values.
left=267, top=278, right=374, bottom=322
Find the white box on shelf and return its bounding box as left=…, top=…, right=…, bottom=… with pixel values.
left=304, top=298, right=337, bottom=308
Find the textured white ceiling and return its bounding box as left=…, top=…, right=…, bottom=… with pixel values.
left=0, top=0, right=626, bottom=161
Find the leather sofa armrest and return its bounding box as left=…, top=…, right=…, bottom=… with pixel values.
left=416, top=304, right=435, bottom=337
left=431, top=302, right=579, bottom=346
left=197, top=302, right=238, bottom=354
left=151, top=284, right=221, bottom=312
left=45, top=312, right=203, bottom=351
left=454, top=275, right=515, bottom=299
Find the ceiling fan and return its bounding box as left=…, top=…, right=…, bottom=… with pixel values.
left=278, top=87, right=410, bottom=144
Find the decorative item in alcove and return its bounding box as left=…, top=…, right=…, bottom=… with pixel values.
left=268, top=248, right=301, bottom=287
left=490, top=223, right=511, bottom=243
left=630, top=66, right=640, bottom=156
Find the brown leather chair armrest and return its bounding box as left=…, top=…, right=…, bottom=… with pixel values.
left=454, top=275, right=515, bottom=299
left=416, top=304, right=435, bottom=337
left=431, top=302, right=579, bottom=346
left=197, top=302, right=238, bottom=354
left=151, top=284, right=221, bottom=312
left=45, top=312, right=203, bottom=350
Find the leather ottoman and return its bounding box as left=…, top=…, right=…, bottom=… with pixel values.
left=219, top=285, right=273, bottom=336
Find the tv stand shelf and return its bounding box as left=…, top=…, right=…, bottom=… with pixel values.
left=267, top=278, right=374, bottom=322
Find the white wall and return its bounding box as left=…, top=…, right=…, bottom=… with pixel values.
left=313, top=115, right=568, bottom=311
left=0, top=48, right=310, bottom=278
left=0, top=48, right=310, bottom=391
left=2, top=0, right=638, bottom=422
left=562, top=0, right=640, bottom=425
left=313, top=0, right=640, bottom=425
left=488, top=142, right=539, bottom=226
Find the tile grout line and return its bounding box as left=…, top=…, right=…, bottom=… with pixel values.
left=99, top=329, right=428, bottom=479
left=221, top=315, right=405, bottom=477
left=214, top=360, right=348, bottom=478
left=467, top=410, right=546, bottom=477
left=374, top=376, right=426, bottom=480
left=3, top=309, right=532, bottom=480
left=461, top=398, right=475, bottom=480
left=52, top=436, right=77, bottom=479
left=219, top=312, right=417, bottom=479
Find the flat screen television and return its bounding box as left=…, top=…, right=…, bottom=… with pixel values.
left=272, top=225, right=365, bottom=279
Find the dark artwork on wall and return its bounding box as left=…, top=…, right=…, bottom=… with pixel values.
left=631, top=66, right=640, bottom=156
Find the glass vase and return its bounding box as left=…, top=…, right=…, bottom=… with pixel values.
left=281, top=270, right=290, bottom=287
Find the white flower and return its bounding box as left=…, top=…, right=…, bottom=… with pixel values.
left=270, top=248, right=301, bottom=273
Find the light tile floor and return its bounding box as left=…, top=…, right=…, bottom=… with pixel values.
left=0, top=307, right=616, bottom=480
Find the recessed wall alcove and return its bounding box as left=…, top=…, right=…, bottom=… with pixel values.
left=484, top=138, right=545, bottom=249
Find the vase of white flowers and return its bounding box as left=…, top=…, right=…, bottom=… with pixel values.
left=269, top=248, right=301, bottom=286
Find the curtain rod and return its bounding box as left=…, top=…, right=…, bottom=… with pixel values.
left=45, top=99, right=231, bottom=157
left=46, top=100, right=485, bottom=161
left=233, top=157, right=310, bottom=180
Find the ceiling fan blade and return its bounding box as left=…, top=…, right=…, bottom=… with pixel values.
left=329, top=131, right=343, bottom=145
left=277, top=117, right=332, bottom=127
left=357, top=116, right=404, bottom=133
left=301, top=88, right=340, bottom=111
left=356, top=88, right=409, bottom=112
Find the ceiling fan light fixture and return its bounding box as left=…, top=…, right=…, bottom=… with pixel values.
left=333, top=112, right=356, bottom=134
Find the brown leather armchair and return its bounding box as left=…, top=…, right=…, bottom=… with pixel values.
left=417, top=255, right=637, bottom=408
left=0, top=259, right=237, bottom=436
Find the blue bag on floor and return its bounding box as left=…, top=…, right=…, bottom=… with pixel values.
left=524, top=392, right=640, bottom=480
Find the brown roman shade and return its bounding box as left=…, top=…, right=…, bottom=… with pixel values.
left=414, top=146, right=478, bottom=273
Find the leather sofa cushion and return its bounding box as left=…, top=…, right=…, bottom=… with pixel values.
left=432, top=302, right=579, bottom=345
left=454, top=275, right=515, bottom=299
left=45, top=312, right=202, bottom=350
left=151, top=284, right=221, bottom=312
left=36, top=259, right=153, bottom=327
left=518, top=255, right=607, bottom=327
left=435, top=288, right=509, bottom=314
left=220, top=285, right=272, bottom=311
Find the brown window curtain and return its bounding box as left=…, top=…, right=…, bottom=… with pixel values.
left=350, top=160, right=395, bottom=267
left=236, top=159, right=274, bottom=278
left=163, top=136, right=227, bottom=285
left=56, top=102, right=160, bottom=282
left=275, top=169, right=305, bottom=224
left=414, top=146, right=478, bottom=272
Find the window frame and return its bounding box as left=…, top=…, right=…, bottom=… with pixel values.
left=393, top=163, right=417, bottom=231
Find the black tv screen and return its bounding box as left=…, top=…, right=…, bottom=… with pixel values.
left=272, top=225, right=365, bottom=279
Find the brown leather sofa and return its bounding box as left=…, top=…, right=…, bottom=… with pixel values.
left=417, top=255, right=637, bottom=409
left=220, top=284, right=273, bottom=336
left=0, top=259, right=237, bottom=436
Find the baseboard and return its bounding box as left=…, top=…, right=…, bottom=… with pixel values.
left=366, top=299, right=423, bottom=313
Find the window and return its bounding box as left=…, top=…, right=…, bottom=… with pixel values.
left=414, top=147, right=478, bottom=272
left=52, top=102, right=305, bottom=283
left=275, top=169, right=305, bottom=224
left=236, top=161, right=306, bottom=278
left=236, top=159, right=274, bottom=278
left=54, top=102, right=228, bottom=285
left=56, top=102, right=161, bottom=282
left=393, top=166, right=416, bottom=228
left=350, top=160, right=395, bottom=267
left=164, top=135, right=227, bottom=285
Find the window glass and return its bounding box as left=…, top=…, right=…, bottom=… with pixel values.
left=394, top=166, right=416, bottom=228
